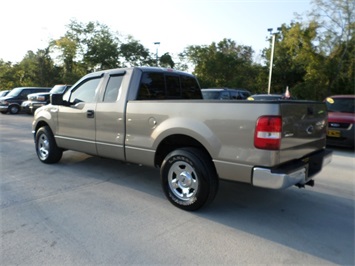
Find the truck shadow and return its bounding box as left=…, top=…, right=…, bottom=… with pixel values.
left=56, top=150, right=353, bottom=265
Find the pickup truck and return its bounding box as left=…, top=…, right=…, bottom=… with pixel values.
left=21, top=84, right=72, bottom=114
left=32, top=67, right=332, bottom=211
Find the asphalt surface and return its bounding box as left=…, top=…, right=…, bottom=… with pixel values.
left=1, top=114, right=354, bottom=265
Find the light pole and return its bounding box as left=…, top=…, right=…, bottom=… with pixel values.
left=267, top=27, right=281, bottom=94
left=154, top=42, right=160, bottom=66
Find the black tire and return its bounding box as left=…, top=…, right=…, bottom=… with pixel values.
left=160, top=148, right=219, bottom=211
left=9, top=105, right=20, bottom=114
left=1, top=111, right=7, bottom=114
left=35, top=126, right=63, bottom=164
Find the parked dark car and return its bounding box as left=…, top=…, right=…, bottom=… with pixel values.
left=0, top=90, right=10, bottom=97
left=0, top=87, right=51, bottom=114
left=325, top=95, right=355, bottom=148
left=21, top=84, right=72, bottom=114
left=202, top=88, right=251, bottom=100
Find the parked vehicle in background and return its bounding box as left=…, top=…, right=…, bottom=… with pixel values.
left=0, top=87, right=51, bottom=114
left=202, top=88, right=251, bottom=100
left=247, top=94, right=284, bottom=101
left=21, top=85, right=72, bottom=114
left=33, top=67, right=332, bottom=211
left=247, top=93, right=299, bottom=101
left=325, top=95, right=355, bottom=148
left=0, top=90, right=10, bottom=97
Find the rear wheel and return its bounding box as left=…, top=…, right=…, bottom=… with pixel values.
left=160, top=148, right=218, bottom=211
left=35, top=126, right=63, bottom=164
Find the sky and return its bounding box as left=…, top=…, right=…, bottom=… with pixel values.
left=0, top=0, right=312, bottom=64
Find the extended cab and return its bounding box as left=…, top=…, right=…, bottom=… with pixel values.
left=32, top=67, right=332, bottom=210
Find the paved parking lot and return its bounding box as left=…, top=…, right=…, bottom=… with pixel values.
left=1, top=114, right=354, bottom=265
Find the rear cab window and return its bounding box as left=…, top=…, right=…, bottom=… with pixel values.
left=137, top=72, right=202, bottom=100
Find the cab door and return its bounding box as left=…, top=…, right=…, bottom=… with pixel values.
left=55, top=76, right=102, bottom=155
left=95, top=73, right=126, bottom=161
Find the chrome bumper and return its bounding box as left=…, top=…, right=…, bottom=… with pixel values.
left=252, top=149, right=332, bottom=189
left=0, top=105, right=9, bottom=111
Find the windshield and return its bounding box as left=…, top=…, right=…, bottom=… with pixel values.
left=50, top=85, right=68, bottom=94
left=202, top=91, right=221, bottom=99
left=0, top=91, right=8, bottom=97
left=326, top=97, right=355, bottom=113
left=6, top=88, right=22, bottom=97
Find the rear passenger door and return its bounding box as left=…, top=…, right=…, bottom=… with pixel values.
left=95, top=73, right=126, bottom=160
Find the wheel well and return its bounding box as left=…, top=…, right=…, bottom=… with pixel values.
left=155, top=134, right=212, bottom=167
left=35, top=121, right=50, bottom=133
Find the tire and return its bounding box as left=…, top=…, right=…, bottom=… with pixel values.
left=35, top=126, right=63, bottom=164
left=1, top=111, right=7, bottom=114
left=9, top=105, right=19, bottom=114
left=160, top=148, right=219, bottom=211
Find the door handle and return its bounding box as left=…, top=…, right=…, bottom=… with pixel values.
left=87, top=110, right=94, bottom=118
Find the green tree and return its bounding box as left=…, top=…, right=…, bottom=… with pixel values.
left=0, top=60, right=18, bottom=90
left=51, top=20, right=121, bottom=81
left=81, top=22, right=121, bottom=70
left=308, top=0, right=355, bottom=96
left=119, top=36, right=155, bottom=67
left=184, top=38, right=256, bottom=89
left=51, top=36, right=82, bottom=83
left=263, top=23, right=320, bottom=98
left=263, top=0, right=354, bottom=100
left=159, top=52, right=175, bottom=68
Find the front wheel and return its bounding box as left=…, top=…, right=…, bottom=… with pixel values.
left=160, top=148, right=218, bottom=211
left=35, top=126, right=63, bottom=164
left=9, top=105, right=19, bottom=114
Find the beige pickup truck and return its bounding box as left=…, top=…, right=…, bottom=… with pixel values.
left=32, top=67, right=332, bottom=210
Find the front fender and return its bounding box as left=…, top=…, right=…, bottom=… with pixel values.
left=32, top=105, right=58, bottom=134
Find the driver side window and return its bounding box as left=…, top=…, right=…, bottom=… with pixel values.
left=64, top=78, right=101, bottom=103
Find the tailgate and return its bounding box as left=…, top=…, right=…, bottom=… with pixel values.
left=279, top=101, right=327, bottom=163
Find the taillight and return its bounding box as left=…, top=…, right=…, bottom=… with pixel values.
left=254, top=116, right=282, bottom=150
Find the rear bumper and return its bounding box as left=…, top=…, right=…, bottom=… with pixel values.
left=252, top=149, right=332, bottom=189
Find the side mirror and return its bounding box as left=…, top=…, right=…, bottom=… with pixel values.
left=50, top=93, right=64, bottom=105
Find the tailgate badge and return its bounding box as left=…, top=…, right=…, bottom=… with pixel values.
left=306, top=125, right=314, bottom=135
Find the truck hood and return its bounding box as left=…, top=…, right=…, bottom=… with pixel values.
left=28, top=92, right=50, bottom=101
left=28, top=92, right=50, bottom=97
left=0, top=96, right=14, bottom=101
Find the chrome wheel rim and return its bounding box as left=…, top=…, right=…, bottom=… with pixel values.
left=37, top=133, right=49, bottom=160
left=168, top=161, right=199, bottom=201
left=10, top=106, right=19, bottom=114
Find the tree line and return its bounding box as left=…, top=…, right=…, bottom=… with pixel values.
left=0, top=0, right=353, bottom=101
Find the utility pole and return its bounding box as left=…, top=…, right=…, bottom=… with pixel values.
left=154, top=42, right=160, bottom=66
left=267, top=27, right=281, bottom=94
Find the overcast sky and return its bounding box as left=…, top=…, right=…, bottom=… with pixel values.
left=0, top=0, right=311, bottom=63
